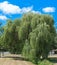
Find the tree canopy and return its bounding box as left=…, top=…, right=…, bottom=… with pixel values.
left=0, top=13, right=56, bottom=63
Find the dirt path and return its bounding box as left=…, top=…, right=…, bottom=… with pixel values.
left=0, top=58, right=34, bottom=65
left=0, top=54, right=35, bottom=65
left=0, top=54, right=57, bottom=65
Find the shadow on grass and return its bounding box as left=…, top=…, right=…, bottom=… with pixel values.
left=1, top=55, right=57, bottom=64
left=48, top=57, right=57, bottom=63
left=2, top=56, right=29, bottom=61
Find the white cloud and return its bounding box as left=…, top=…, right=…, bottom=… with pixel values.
left=0, top=1, right=21, bottom=14
left=0, top=1, right=33, bottom=14
left=42, top=7, right=55, bottom=13
left=0, top=1, right=41, bottom=14
left=21, top=6, right=33, bottom=14
left=0, top=15, right=7, bottom=20
left=31, top=10, right=41, bottom=14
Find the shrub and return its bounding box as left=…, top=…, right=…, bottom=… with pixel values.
left=38, top=59, right=53, bottom=65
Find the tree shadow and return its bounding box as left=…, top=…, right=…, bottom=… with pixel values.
left=48, top=57, right=57, bottom=63
left=2, top=55, right=29, bottom=61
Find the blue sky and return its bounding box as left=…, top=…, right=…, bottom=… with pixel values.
left=0, top=0, right=57, bottom=28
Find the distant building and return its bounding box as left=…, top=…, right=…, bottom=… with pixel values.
left=49, top=49, right=57, bottom=55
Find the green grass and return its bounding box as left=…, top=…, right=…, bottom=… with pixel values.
left=48, top=57, right=57, bottom=64
left=38, top=59, right=53, bottom=65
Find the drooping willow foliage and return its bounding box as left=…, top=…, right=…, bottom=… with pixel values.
left=0, top=13, right=56, bottom=63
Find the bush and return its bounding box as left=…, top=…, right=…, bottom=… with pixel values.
left=38, top=60, right=53, bottom=65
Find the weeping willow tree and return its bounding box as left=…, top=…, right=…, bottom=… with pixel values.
left=0, top=13, right=55, bottom=63
left=21, top=13, right=56, bottom=63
